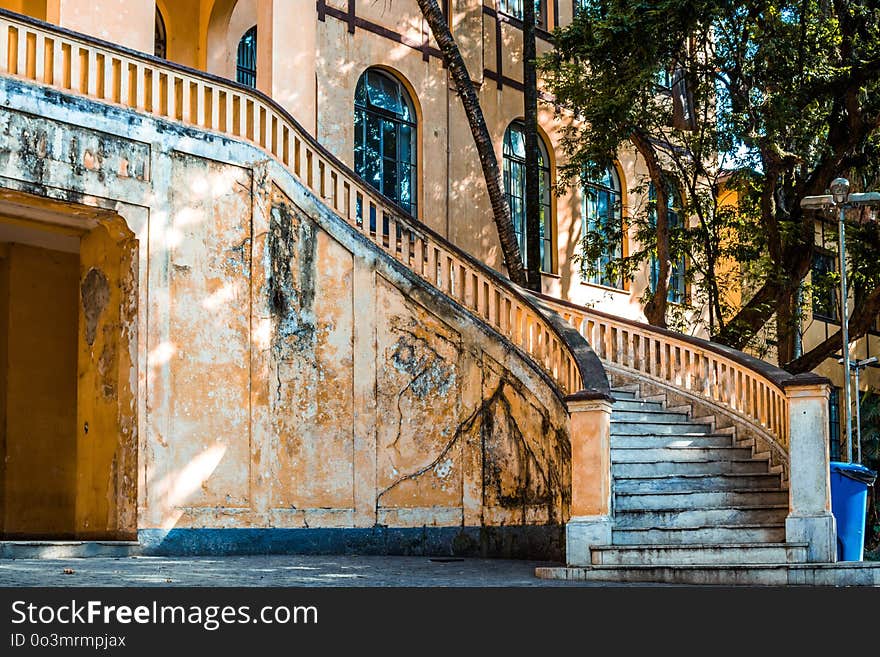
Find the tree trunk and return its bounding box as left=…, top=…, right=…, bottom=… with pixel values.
left=523, top=0, right=542, bottom=292
left=632, top=130, right=670, bottom=327
left=416, top=0, right=527, bottom=287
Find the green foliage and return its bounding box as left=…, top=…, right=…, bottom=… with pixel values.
left=543, top=1, right=880, bottom=354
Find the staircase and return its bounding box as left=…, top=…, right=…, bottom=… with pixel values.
left=549, top=385, right=819, bottom=584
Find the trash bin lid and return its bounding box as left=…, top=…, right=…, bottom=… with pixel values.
left=830, top=461, right=878, bottom=485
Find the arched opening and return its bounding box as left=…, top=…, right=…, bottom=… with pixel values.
left=502, top=120, right=553, bottom=273
left=236, top=25, right=257, bottom=88
left=206, top=0, right=256, bottom=78
left=354, top=68, right=418, bottom=216
left=0, top=192, right=138, bottom=540
left=582, top=164, right=624, bottom=288
left=154, top=6, right=167, bottom=59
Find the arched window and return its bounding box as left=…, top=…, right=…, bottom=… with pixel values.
left=648, top=181, right=686, bottom=303
left=236, top=26, right=257, bottom=88
left=502, top=121, right=552, bottom=272
left=354, top=69, right=418, bottom=216
left=583, top=165, right=624, bottom=288
left=154, top=8, right=167, bottom=59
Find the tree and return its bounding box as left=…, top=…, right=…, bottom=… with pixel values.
left=415, top=0, right=527, bottom=287
left=523, top=0, right=543, bottom=292
left=542, top=0, right=880, bottom=371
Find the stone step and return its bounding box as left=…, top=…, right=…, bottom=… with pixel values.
left=586, top=542, right=808, bottom=566
left=612, top=459, right=769, bottom=477
left=612, top=524, right=786, bottom=545
left=611, top=409, right=689, bottom=423
left=611, top=421, right=712, bottom=435
left=615, top=473, right=782, bottom=493
left=614, top=505, right=789, bottom=528
left=612, top=434, right=734, bottom=449
left=615, top=488, right=789, bottom=510
left=611, top=399, right=665, bottom=412
left=536, top=561, right=880, bottom=586
left=0, top=541, right=140, bottom=559
left=612, top=446, right=754, bottom=462
left=610, top=389, right=637, bottom=400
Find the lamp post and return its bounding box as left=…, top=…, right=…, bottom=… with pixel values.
left=801, top=180, right=880, bottom=463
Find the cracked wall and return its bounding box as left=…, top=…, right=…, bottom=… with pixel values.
left=0, top=78, right=573, bottom=555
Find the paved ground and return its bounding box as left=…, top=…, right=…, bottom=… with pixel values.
left=0, top=555, right=644, bottom=587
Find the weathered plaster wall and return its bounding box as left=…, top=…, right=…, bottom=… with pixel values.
left=2, top=242, right=79, bottom=537
left=0, top=74, right=572, bottom=556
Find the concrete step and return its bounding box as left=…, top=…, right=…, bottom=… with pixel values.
left=0, top=541, right=140, bottom=559
left=611, top=409, right=689, bottom=423
left=612, top=446, right=754, bottom=462
left=615, top=488, right=789, bottom=510
left=587, top=542, right=808, bottom=566
left=614, top=505, right=789, bottom=528
left=611, top=421, right=712, bottom=435
left=612, top=459, right=769, bottom=477
left=611, top=399, right=664, bottom=412
left=615, top=473, right=782, bottom=493
left=612, top=434, right=734, bottom=449
left=536, top=560, right=880, bottom=586
left=612, top=524, right=786, bottom=545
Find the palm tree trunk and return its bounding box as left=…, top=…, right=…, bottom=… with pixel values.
left=416, top=0, right=527, bottom=287
left=523, top=0, right=542, bottom=293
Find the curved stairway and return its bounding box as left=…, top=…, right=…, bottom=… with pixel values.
left=573, top=385, right=811, bottom=583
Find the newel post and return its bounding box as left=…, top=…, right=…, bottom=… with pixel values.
left=564, top=390, right=614, bottom=567
left=784, top=376, right=837, bottom=563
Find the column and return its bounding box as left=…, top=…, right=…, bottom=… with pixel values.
left=785, top=377, right=837, bottom=563
left=565, top=391, right=613, bottom=567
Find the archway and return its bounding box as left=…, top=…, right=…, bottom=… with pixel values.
left=0, top=191, right=138, bottom=540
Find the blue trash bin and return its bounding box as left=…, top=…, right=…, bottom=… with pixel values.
left=830, top=461, right=877, bottom=561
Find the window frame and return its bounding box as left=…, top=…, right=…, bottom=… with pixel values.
left=582, top=164, right=625, bottom=290
left=811, top=248, right=839, bottom=323
left=353, top=68, right=419, bottom=218
left=498, top=1, right=549, bottom=29
left=648, top=180, right=687, bottom=304
left=502, top=120, right=554, bottom=274
left=236, top=26, right=257, bottom=89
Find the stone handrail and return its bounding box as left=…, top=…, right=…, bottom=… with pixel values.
left=0, top=9, right=596, bottom=398
left=538, top=294, right=829, bottom=464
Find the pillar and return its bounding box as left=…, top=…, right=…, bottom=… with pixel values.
left=565, top=391, right=613, bottom=567
left=256, top=0, right=317, bottom=132
left=785, top=377, right=837, bottom=563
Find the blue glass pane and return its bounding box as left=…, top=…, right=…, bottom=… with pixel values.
left=366, top=70, right=404, bottom=115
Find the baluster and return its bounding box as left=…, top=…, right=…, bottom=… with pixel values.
left=413, top=235, right=424, bottom=275
left=34, top=32, right=45, bottom=82
left=16, top=27, right=27, bottom=77
left=0, top=24, right=10, bottom=74
left=209, top=86, right=220, bottom=129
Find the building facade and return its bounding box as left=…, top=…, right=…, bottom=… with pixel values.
left=0, top=0, right=851, bottom=568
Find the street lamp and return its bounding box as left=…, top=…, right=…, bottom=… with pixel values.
left=801, top=180, right=880, bottom=463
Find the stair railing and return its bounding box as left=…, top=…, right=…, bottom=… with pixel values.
left=0, top=8, right=599, bottom=400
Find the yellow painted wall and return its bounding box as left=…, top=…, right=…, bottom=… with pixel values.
left=0, top=0, right=47, bottom=20
left=54, top=0, right=154, bottom=53
left=2, top=242, right=79, bottom=537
